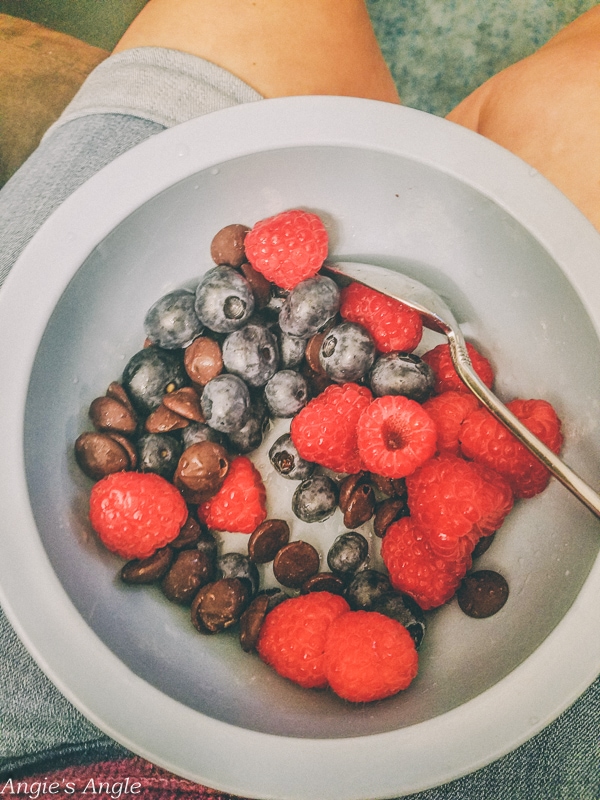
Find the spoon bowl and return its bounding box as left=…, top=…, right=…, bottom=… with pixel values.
left=326, top=261, right=600, bottom=519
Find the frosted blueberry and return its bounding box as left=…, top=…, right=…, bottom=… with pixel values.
left=137, top=433, right=183, bottom=481
left=144, top=289, right=203, bottom=349
left=278, top=275, right=340, bottom=338
left=225, top=395, right=270, bottom=454
left=278, top=331, right=307, bottom=369
left=264, top=370, right=308, bottom=417
left=372, top=593, right=426, bottom=648
left=195, top=265, right=255, bottom=333
left=222, top=323, right=279, bottom=387
left=369, top=352, right=435, bottom=402
left=327, top=532, right=369, bottom=577
left=345, top=569, right=393, bottom=610
left=319, top=321, right=375, bottom=383
left=201, top=374, right=250, bottom=432
left=292, top=475, right=338, bottom=522
left=269, top=433, right=315, bottom=480
left=122, top=347, right=188, bottom=415
left=181, top=421, right=227, bottom=450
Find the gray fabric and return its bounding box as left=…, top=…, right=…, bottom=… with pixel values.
left=45, top=47, right=262, bottom=131
left=0, top=42, right=598, bottom=799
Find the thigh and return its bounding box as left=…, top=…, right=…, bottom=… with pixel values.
left=447, top=5, right=600, bottom=232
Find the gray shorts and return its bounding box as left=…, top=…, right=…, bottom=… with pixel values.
left=0, top=47, right=261, bottom=287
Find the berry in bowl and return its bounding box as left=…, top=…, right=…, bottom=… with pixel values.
left=0, top=97, right=599, bottom=800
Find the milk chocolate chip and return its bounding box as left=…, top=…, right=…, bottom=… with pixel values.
left=89, top=395, right=137, bottom=434
left=373, top=496, right=409, bottom=538
left=162, top=386, right=204, bottom=421
left=184, top=337, right=223, bottom=386
left=174, top=441, right=230, bottom=502
left=74, top=432, right=131, bottom=480
left=239, top=593, right=270, bottom=652
left=210, top=224, right=250, bottom=268
left=338, top=473, right=375, bottom=529
left=457, top=570, right=509, bottom=618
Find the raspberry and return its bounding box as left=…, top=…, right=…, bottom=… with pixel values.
left=422, top=390, right=480, bottom=455
left=459, top=398, right=563, bottom=498
left=421, top=342, right=494, bottom=394
left=89, top=471, right=188, bottom=560
left=339, top=281, right=422, bottom=353
left=244, top=209, right=328, bottom=290
left=197, top=455, right=267, bottom=533
left=323, top=611, right=418, bottom=702
left=256, top=592, right=350, bottom=689
left=356, top=395, right=437, bottom=479
left=381, top=516, right=471, bottom=610
left=290, top=382, right=373, bottom=474
left=406, top=454, right=514, bottom=559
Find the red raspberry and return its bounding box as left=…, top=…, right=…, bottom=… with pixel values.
left=459, top=398, right=563, bottom=498
left=89, top=471, right=188, bottom=560
left=290, top=382, right=373, bottom=474
left=356, top=395, right=437, bottom=479
left=197, top=455, right=267, bottom=533
left=257, top=592, right=350, bottom=689
left=421, top=342, right=494, bottom=394
left=339, top=281, right=422, bottom=353
left=323, top=611, right=418, bottom=702
left=244, top=209, right=328, bottom=290
left=381, top=517, right=471, bottom=610
left=406, top=454, right=514, bottom=559
left=422, top=390, right=480, bottom=455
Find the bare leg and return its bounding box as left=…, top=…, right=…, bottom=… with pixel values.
left=114, top=0, right=400, bottom=103
left=448, top=6, right=600, bottom=232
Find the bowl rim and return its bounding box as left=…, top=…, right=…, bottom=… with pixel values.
left=0, top=96, right=599, bottom=799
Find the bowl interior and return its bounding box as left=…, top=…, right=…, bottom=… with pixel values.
left=24, top=144, right=600, bottom=739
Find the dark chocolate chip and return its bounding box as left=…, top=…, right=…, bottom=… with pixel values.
left=373, top=496, right=409, bottom=538
left=161, top=549, right=214, bottom=604
left=170, top=514, right=202, bottom=550
left=120, top=547, right=174, bottom=584
left=193, top=577, right=250, bottom=633
left=273, top=540, right=320, bottom=589
left=457, top=570, right=509, bottom=618
left=248, top=519, right=290, bottom=563
left=239, top=593, right=271, bottom=652
left=210, top=224, right=250, bottom=268
left=74, top=431, right=131, bottom=480
left=300, top=572, right=345, bottom=595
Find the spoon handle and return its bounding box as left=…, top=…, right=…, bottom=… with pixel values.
left=448, top=331, right=600, bottom=518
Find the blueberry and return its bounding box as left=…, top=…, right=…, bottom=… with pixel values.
left=372, top=593, right=426, bottom=648
left=319, top=322, right=375, bottom=383
left=369, top=352, right=435, bottom=402
left=200, top=374, right=250, bottom=432
left=217, top=552, right=260, bottom=597
left=144, top=289, right=203, bottom=349
left=292, top=475, right=338, bottom=522
left=225, top=395, right=270, bottom=454
left=278, top=275, right=340, bottom=338
left=345, top=569, right=393, bottom=610
left=137, top=432, right=183, bottom=480
left=195, top=265, right=255, bottom=333
left=327, top=532, right=369, bottom=577
left=278, top=331, right=307, bottom=369
left=196, top=528, right=218, bottom=562
left=269, top=433, right=315, bottom=480
left=222, top=323, right=279, bottom=387
left=264, top=370, right=308, bottom=417
left=122, top=346, right=189, bottom=416
left=181, top=421, right=227, bottom=450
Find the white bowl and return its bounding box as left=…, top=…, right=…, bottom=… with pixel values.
left=0, top=97, right=599, bottom=799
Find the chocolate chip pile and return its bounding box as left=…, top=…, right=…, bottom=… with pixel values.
left=74, top=221, right=509, bottom=658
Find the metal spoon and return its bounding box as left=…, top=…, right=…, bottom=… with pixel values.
left=324, top=261, right=600, bottom=519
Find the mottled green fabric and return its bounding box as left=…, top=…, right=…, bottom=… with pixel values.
left=367, top=0, right=598, bottom=115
